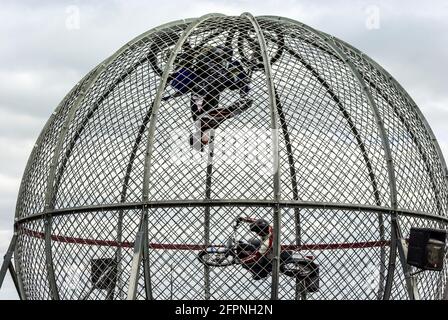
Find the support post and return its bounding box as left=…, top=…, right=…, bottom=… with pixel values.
left=0, top=234, right=24, bottom=300
left=43, top=214, right=59, bottom=300
left=7, top=262, right=22, bottom=300
left=142, top=212, right=152, bottom=300
left=115, top=210, right=124, bottom=300
left=0, top=235, right=17, bottom=289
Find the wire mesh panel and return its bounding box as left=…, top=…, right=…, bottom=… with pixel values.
left=10, top=14, right=448, bottom=300
left=280, top=208, right=391, bottom=300
left=16, top=220, right=51, bottom=299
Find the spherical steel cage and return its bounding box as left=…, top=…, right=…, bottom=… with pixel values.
left=11, top=13, right=448, bottom=300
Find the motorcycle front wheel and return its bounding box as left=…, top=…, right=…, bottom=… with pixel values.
left=197, top=248, right=237, bottom=267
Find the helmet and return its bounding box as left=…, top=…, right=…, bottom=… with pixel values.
left=250, top=219, right=270, bottom=237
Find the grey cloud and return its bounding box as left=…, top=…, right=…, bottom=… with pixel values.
left=0, top=0, right=447, bottom=300
left=0, top=67, right=80, bottom=117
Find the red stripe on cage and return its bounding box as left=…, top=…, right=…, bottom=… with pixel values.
left=21, top=227, right=391, bottom=251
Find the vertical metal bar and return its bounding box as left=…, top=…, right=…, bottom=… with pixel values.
left=294, top=211, right=305, bottom=300
left=271, top=204, right=282, bottom=300
left=138, top=13, right=225, bottom=300
left=142, top=212, right=152, bottom=299
left=126, top=230, right=144, bottom=300
left=376, top=213, right=386, bottom=300
left=44, top=215, right=59, bottom=300
left=42, top=215, right=58, bottom=298
left=262, top=16, right=415, bottom=299
left=114, top=211, right=124, bottom=300
left=204, top=129, right=215, bottom=300
left=241, top=12, right=282, bottom=300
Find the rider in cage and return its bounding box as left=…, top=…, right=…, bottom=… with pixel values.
left=236, top=217, right=274, bottom=280
left=164, top=44, right=253, bottom=152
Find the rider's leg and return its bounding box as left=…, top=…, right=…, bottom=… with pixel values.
left=206, top=99, right=253, bottom=121
left=251, top=256, right=271, bottom=280
left=189, top=93, right=220, bottom=151
left=190, top=94, right=203, bottom=122
left=236, top=241, right=258, bottom=259
left=194, top=99, right=253, bottom=140
left=190, top=93, right=219, bottom=121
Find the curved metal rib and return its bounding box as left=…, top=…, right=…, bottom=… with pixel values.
left=262, top=15, right=444, bottom=218
left=247, top=20, right=386, bottom=297
left=43, top=67, right=106, bottom=300
left=39, top=18, right=198, bottom=301
left=271, top=46, right=386, bottom=298
left=13, top=76, right=90, bottom=300
left=128, top=13, right=225, bottom=300
left=315, top=34, right=416, bottom=300
left=114, top=25, right=229, bottom=300
left=241, top=12, right=281, bottom=300
left=274, top=90, right=306, bottom=299
left=260, top=15, right=419, bottom=300
left=243, top=25, right=387, bottom=299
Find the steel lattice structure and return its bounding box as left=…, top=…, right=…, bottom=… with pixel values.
left=1, top=13, right=448, bottom=300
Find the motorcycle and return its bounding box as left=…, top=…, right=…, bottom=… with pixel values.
left=197, top=217, right=319, bottom=292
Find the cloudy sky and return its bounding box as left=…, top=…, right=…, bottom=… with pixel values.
left=0, top=0, right=447, bottom=299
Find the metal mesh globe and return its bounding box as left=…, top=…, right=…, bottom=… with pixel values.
left=11, top=13, right=448, bottom=300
